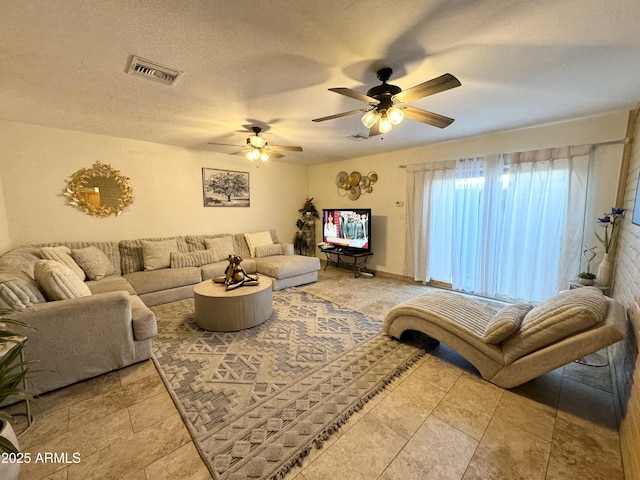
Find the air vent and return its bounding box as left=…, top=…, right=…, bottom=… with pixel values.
left=346, top=133, right=369, bottom=141
left=127, top=56, right=183, bottom=86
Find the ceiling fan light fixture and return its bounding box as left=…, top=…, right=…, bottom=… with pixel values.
left=361, top=110, right=379, bottom=129
left=260, top=151, right=269, bottom=162
left=247, top=148, right=261, bottom=161
left=249, top=135, right=266, bottom=148
left=379, top=114, right=393, bottom=133
left=387, top=106, right=404, bottom=125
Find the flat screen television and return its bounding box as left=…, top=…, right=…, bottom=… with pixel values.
left=321, top=208, right=371, bottom=253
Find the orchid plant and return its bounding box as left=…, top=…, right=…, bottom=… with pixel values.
left=595, top=207, right=625, bottom=254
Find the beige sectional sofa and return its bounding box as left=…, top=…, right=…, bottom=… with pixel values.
left=0, top=229, right=320, bottom=395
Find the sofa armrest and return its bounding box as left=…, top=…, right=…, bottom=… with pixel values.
left=281, top=243, right=294, bottom=256
left=13, top=291, right=138, bottom=395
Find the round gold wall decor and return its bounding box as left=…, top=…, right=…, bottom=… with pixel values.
left=335, top=170, right=378, bottom=201
left=64, top=162, right=134, bottom=217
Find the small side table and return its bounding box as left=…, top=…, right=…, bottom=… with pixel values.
left=568, top=279, right=610, bottom=297
left=0, top=335, right=33, bottom=432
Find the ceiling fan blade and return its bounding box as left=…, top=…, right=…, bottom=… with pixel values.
left=328, top=88, right=379, bottom=105
left=268, top=151, right=285, bottom=159
left=402, top=106, right=455, bottom=129
left=312, top=108, right=368, bottom=122
left=268, top=145, right=303, bottom=152
left=208, top=142, right=243, bottom=148
left=391, top=73, right=461, bottom=104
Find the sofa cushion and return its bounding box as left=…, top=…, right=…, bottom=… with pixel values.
left=34, top=259, right=92, bottom=301
left=255, top=244, right=283, bottom=258
left=482, top=303, right=532, bottom=344
left=0, top=246, right=47, bottom=311
left=85, top=275, right=137, bottom=296
left=72, top=246, right=116, bottom=280
left=0, top=245, right=43, bottom=277
left=255, top=255, right=320, bottom=279
left=0, top=276, right=46, bottom=310
left=281, top=243, right=295, bottom=256
left=141, top=239, right=179, bottom=271
left=245, top=231, right=274, bottom=257
left=129, top=295, right=158, bottom=341
left=41, top=246, right=86, bottom=281
left=124, top=267, right=202, bottom=295
left=40, top=241, right=122, bottom=275
left=204, top=236, right=236, bottom=261
left=170, top=250, right=219, bottom=268
left=502, top=287, right=609, bottom=363
left=185, top=233, right=233, bottom=252
left=119, top=237, right=189, bottom=274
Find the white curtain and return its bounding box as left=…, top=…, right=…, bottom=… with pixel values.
left=451, top=155, right=504, bottom=294
left=403, top=161, right=454, bottom=282
left=495, top=149, right=589, bottom=301
left=405, top=145, right=590, bottom=302
left=427, top=169, right=454, bottom=282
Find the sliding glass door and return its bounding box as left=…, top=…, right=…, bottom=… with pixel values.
left=408, top=150, right=589, bottom=302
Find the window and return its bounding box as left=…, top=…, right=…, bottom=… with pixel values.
left=407, top=150, right=589, bottom=302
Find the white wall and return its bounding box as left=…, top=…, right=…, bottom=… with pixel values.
left=0, top=120, right=309, bottom=250
left=0, top=172, right=10, bottom=253
left=308, top=111, right=629, bottom=276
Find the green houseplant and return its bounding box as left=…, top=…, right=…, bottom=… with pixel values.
left=295, top=198, right=319, bottom=255
left=577, top=271, right=596, bottom=285
left=0, top=315, right=33, bottom=455
left=297, top=197, right=319, bottom=218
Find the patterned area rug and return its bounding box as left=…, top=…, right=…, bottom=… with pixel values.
left=151, top=288, right=433, bottom=480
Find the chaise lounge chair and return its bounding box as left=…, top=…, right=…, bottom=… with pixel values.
left=383, top=286, right=626, bottom=388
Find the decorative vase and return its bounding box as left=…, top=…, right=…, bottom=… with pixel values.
left=597, top=253, right=613, bottom=286
left=579, top=277, right=595, bottom=286
left=0, top=420, right=21, bottom=480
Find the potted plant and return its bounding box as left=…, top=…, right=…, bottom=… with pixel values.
left=577, top=271, right=597, bottom=286
left=0, top=314, right=34, bottom=480
left=595, top=207, right=625, bottom=286
left=296, top=198, right=319, bottom=255
left=298, top=197, right=319, bottom=219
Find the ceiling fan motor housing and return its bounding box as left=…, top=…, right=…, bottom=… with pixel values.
left=367, top=83, right=401, bottom=110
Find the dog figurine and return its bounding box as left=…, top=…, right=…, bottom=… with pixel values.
left=213, top=254, right=260, bottom=290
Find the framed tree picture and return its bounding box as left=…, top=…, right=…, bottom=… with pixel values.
left=202, top=168, right=250, bottom=207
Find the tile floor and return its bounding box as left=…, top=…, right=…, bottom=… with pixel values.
left=9, top=270, right=625, bottom=480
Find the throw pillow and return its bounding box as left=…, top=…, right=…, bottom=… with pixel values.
left=0, top=277, right=47, bottom=311
left=34, top=259, right=91, bottom=301
left=255, top=244, right=283, bottom=258
left=481, top=303, right=532, bottom=344
left=244, top=231, right=273, bottom=258
left=501, top=286, right=609, bottom=364
left=170, top=250, right=219, bottom=268
left=41, top=246, right=86, bottom=281
left=141, top=239, right=179, bottom=271
left=71, top=246, right=116, bottom=280
left=205, top=236, right=236, bottom=261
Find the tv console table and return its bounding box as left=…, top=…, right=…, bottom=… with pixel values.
left=318, top=245, right=374, bottom=278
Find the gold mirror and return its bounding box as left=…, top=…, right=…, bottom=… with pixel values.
left=64, top=162, right=133, bottom=217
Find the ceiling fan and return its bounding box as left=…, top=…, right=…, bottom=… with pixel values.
left=312, top=67, right=461, bottom=136
left=208, top=126, right=303, bottom=163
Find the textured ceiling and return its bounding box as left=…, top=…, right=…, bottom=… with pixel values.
left=1, top=0, right=639, bottom=165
